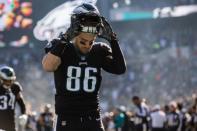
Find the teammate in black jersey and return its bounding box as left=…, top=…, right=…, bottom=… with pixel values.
left=0, top=66, right=26, bottom=131
left=42, top=3, right=126, bottom=131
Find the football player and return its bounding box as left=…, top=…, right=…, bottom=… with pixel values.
left=0, top=66, right=26, bottom=131
left=37, top=104, right=54, bottom=131
left=166, top=101, right=180, bottom=131
left=42, top=3, right=126, bottom=131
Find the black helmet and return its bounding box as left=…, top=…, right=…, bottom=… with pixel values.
left=71, top=3, right=103, bottom=34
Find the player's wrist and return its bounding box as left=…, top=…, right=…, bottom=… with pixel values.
left=18, top=114, right=28, bottom=126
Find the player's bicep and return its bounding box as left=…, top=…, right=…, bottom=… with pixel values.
left=102, top=55, right=115, bottom=72
left=101, top=49, right=126, bottom=74
left=42, top=52, right=61, bottom=72
left=99, top=43, right=116, bottom=73
left=16, top=92, right=23, bottom=99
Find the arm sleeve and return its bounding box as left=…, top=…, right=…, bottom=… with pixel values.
left=102, top=39, right=126, bottom=74
left=17, top=96, right=26, bottom=114
left=12, top=82, right=26, bottom=114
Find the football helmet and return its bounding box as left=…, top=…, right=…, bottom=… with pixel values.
left=0, top=66, right=16, bottom=88
left=70, top=3, right=103, bottom=35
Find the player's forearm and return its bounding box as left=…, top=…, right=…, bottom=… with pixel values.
left=110, top=39, right=126, bottom=74
left=42, top=53, right=61, bottom=72
left=17, top=97, right=26, bottom=114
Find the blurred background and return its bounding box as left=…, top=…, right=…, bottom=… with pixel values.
left=0, top=0, right=197, bottom=113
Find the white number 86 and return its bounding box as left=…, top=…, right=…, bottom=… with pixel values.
left=66, top=66, right=97, bottom=92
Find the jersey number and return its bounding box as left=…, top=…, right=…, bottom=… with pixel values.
left=0, top=94, right=15, bottom=110
left=66, top=66, right=97, bottom=92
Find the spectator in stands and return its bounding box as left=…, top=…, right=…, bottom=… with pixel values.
left=131, top=96, right=150, bottom=131
left=150, top=104, right=166, bottom=131
left=166, top=101, right=180, bottom=131
left=37, top=104, right=54, bottom=131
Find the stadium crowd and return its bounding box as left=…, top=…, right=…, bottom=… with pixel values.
left=12, top=94, right=197, bottom=131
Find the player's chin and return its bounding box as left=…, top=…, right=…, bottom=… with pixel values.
left=82, top=50, right=90, bottom=54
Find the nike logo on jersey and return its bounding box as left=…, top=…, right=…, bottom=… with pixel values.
left=79, top=62, right=88, bottom=65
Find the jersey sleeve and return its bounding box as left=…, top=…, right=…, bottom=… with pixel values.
left=12, top=82, right=26, bottom=114
left=99, top=40, right=126, bottom=74
left=45, top=38, right=68, bottom=57
left=11, top=81, right=22, bottom=95
left=44, top=40, right=56, bottom=54
left=99, top=42, right=112, bottom=58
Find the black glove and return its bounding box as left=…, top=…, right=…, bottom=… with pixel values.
left=98, top=17, right=117, bottom=42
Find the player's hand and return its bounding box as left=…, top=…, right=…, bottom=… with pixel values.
left=98, top=17, right=117, bottom=42
left=18, top=114, right=28, bottom=126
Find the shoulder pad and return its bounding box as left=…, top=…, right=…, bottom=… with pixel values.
left=45, top=38, right=68, bottom=54
left=45, top=39, right=59, bottom=49
left=12, top=81, right=23, bottom=91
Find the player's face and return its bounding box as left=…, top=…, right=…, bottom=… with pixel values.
left=1, top=79, right=14, bottom=87
left=74, top=32, right=97, bottom=54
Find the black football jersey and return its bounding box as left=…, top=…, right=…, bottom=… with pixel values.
left=49, top=38, right=125, bottom=116
left=47, top=34, right=126, bottom=116
left=0, top=82, right=22, bottom=128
